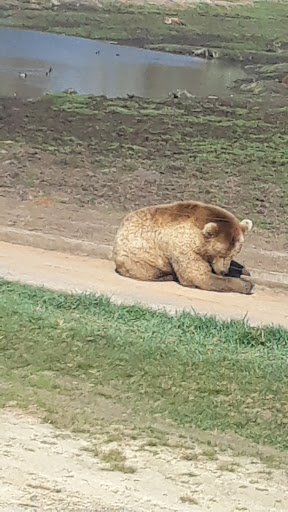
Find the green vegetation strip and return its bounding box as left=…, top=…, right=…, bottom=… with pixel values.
left=0, top=280, right=287, bottom=450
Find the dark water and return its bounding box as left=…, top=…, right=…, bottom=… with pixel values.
left=0, top=27, right=247, bottom=99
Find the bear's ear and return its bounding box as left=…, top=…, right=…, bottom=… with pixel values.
left=240, top=219, right=253, bottom=234
left=203, top=222, right=218, bottom=238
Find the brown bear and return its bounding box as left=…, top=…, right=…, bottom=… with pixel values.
left=113, top=200, right=254, bottom=294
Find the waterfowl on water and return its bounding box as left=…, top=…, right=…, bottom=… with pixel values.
left=19, top=72, right=27, bottom=79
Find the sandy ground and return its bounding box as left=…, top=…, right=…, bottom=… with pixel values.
left=0, top=408, right=288, bottom=512
left=0, top=240, right=287, bottom=328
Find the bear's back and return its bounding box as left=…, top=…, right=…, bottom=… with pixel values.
left=151, top=201, right=237, bottom=233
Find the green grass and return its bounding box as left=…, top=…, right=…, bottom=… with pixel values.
left=0, top=280, right=287, bottom=452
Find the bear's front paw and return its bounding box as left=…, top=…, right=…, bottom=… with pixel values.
left=241, top=278, right=254, bottom=295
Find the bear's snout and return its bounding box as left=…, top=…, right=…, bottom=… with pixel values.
left=212, top=257, right=231, bottom=276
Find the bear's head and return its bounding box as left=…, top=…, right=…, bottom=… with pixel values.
left=202, top=218, right=253, bottom=276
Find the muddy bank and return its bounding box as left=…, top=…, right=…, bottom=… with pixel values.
left=1, top=92, right=287, bottom=237
left=1, top=0, right=288, bottom=68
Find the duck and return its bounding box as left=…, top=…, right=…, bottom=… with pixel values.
left=19, top=72, right=27, bottom=79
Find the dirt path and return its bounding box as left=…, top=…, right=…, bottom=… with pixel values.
left=0, top=197, right=287, bottom=275
left=1, top=408, right=288, bottom=512
left=0, top=240, right=287, bottom=328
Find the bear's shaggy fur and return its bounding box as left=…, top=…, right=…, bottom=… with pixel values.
left=113, top=200, right=254, bottom=294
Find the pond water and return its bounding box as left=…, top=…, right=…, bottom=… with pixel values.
left=0, top=27, right=247, bottom=99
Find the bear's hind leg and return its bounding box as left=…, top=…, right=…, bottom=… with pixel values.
left=115, top=260, right=173, bottom=282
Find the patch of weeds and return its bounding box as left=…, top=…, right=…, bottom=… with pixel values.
left=38, top=135, right=83, bottom=155
left=50, top=93, right=95, bottom=115
left=139, top=106, right=181, bottom=117
left=24, top=172, right=36, bottom=188
left=182, top=471, right=199, bottom=478
left=142, top=438, right=159, bottom=447
left=180, top=495, right=199, bottom=505
left=255, top=63, right=288, bottom=80
left=182, top=451, right=199, bottom=462
left=82, top=444, right=100, bottom=458
left=259, top=454, right=286, bottom=471
left=218, top=462, right=238, bottom=472
left=105, top=106, right=137, bottom=115
left=0, top=140, right=22, bottom=152
left=122, top=144, right=147, bottom=155
left=100, top=448, right=136, bottom=474
left=201, top=447, right=217, bottom=460
left=104, top=433, right=123, bottom=444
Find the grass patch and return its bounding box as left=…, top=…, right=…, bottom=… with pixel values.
left=180, top=495, right=199, bottom=505
left=201, top=447, right=217, bottom=460
left=50, top=93, right=97, bottom=115
left=218, top=462, right=238, bottom=472
left=100, top=447, right=136, bottom=473
left=0, top=280, right=288, bottom=453
left=182, top=451, right=199, bottom=461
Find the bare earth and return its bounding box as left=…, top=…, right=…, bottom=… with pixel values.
left=1, top=408, right=288, bottom=512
